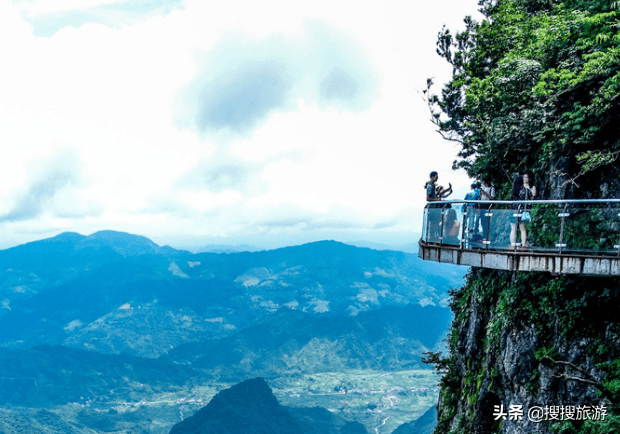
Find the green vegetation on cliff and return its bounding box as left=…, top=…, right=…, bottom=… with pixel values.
left=429, top=0, right=620, bottom=196
left=431, top=269, right=620, bottom=433
left=426, top=1, right=620, bottom=433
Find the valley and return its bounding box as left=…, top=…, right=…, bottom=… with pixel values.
left=0, top=369, right=439, bottom=434
left=0, top=231, right=465, bottom=433
left=272, top=369, right=440, bottom=434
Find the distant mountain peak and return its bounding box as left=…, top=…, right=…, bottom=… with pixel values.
left=169, top=377, right=304, bottom=434
left=169, top=377, right=369, bottom=434
left=84, top=230, right=158, bottom=245
left=75, top=230, right=165, bottom=257
left=0, top=230, right=176, bottom=262
left=209, top=377, right=277, bottom=408
left=45, top=232, right=85, bottom=243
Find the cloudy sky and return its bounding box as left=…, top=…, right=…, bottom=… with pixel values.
left=0, top=0, right=480, bottom=251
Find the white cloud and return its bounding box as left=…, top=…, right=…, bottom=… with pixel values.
left=174, top=21, right=379, bottom=137
left=0, top=0, right=481, bottom=249
left=13, top=0, right=184, bottom=36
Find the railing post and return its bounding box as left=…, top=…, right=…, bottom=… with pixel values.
left=439, top=206, right=447, bottom=244
left=615, top=209, right=620, bottom=257
left=556, top=203, right=569, bottom=254
left=423, top=207, right=429, bottom=242
left=460, top=206, right=466, bottom=249
left=482, top=204, right=493, bottom=250
left=512, top=207, right=521, bottom=251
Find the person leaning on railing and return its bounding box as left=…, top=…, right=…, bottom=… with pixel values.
left=441, top=208, right=461, bottom=245
left=510, top=172, right=537, bottom=250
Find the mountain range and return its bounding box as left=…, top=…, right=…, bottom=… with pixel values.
left=169, top=303, right=452, bottom=378
left=0, top=230, right=464, bottom=357
left=0, top=230, right=466, bottom=432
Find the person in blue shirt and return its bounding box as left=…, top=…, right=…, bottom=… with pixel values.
left=425, top=171, right=439, bottom=202
left=463, top=182, right=481, bottom=236
left=424, top=171, right=453, bottom=242
left=425, top=171, right=453, bottom=202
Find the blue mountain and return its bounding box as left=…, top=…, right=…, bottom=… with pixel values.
left=168, top=378, right=368, bottom=434
left=0, top=231, right=465, bottom=357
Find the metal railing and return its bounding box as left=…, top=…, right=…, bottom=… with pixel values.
left=421, top=199, right=620, bottom=257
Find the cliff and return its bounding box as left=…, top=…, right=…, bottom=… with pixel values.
left=433, top=270, right=620, bottom=434
left=425, top=1, right=620, bottom=432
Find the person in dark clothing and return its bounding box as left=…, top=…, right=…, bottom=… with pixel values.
left=510, top=172, right=536, bottom=248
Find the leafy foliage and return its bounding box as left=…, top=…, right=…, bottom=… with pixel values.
left=425, top=5, right=620, bottom=432
left=427, top=0, right=620, bottom=195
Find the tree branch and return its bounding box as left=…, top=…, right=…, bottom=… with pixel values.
left=542, top=356, right=616, bottom=404
left=435, top=129, right=466, bottom=146
left=561, top=149, right=620, bottom=188
left=422, top=79, right=466, bottom=146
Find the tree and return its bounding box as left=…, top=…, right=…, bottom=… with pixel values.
left=427, top=0, right=620, bottom=197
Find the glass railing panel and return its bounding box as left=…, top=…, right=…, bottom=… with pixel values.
left=483, top=208, right=520, bottom=250
left=457, top=204, right=493, bottom=248
left=527, top=204, right=563, bottom=252
left=562, top=206, right=620, bottom=254
left=422, top=200, right=620, bottom=256
left=421, top=208, right=429, bottom=242
left=423, top=203, right=465, bottom=245
left=424, top=204, right=446, bottom=243
left=561, top=206, right=595, bottom=253
left=441, top=205, right=466, bottom=246
left=456, top=205, right=562, bottom=251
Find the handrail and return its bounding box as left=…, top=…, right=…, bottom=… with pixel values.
left=419, top=199, right=620, bottom=274
left=421, top=198, right=620, bottom=256
left=426, top=198, right=620, bottom=205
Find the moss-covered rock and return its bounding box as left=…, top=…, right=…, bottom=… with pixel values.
left=433, top=268, right=620, bottom=434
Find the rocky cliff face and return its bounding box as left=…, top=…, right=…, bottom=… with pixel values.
left=434, top=269, right=620, bottom=434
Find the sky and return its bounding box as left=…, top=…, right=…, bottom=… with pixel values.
left=0, top=0, right=481, bottom=251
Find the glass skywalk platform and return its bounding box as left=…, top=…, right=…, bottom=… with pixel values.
left=419, top=199, right=620, bottom=276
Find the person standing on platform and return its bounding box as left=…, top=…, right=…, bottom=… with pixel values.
left=510, top=172, right=536, bottom=249
left=463, top=182, right=481, bottom=237
left=424, top=171, right=442, bottom=242
left=479, top=178, right=495, bottom=240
